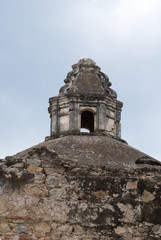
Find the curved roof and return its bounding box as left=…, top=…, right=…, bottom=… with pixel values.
left=67, top=72, right=105, bottom=96
left=59, top=58, right=117, bottom=99
left=14, top=135, right=160, bottom=170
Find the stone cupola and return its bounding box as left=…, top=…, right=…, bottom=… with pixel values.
left=47, top=58, right=123, bottom=139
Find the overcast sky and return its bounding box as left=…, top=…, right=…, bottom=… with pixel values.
left=0, top=0, right=161, bottom=160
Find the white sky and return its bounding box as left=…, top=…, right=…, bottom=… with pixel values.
left=0, top=0, right=161, bottom=160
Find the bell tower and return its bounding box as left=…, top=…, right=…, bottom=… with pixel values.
left=46, top=58, right=123, bottom=139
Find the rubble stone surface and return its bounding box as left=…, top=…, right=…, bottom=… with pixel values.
left=0, top=138, right=161, bottom=240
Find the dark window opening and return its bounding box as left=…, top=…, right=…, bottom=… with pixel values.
left=81, top=111, right=94, bottom=133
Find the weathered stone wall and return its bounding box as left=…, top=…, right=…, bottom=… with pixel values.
left=0, top=145, right=161, bottom=239
left=48, top=58, right=123, bottom=139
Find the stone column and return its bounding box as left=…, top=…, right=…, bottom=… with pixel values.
left=50, top=98, right=59, bottom=137
left=69, top=100, right=79, bottom=133
left=96, top=103, right=99, bottom=131
left=115, top=101, right=123, bottom=138
left=98, top=104, right=106, bottom=131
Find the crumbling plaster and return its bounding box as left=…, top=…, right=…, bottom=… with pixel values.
left=0, top=136, right=161, bottom=239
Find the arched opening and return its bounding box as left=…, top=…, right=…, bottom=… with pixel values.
left=81, top=111, right=94, bottom=133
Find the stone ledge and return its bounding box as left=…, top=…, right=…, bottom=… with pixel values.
left=45, top=132, right=127, bottom=144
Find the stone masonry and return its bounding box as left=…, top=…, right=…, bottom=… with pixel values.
left=0, top=59, right=161, bottom=240
left=47, top=58, right=123, bottom=139
left=0, top=137, right=161, bottom=240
